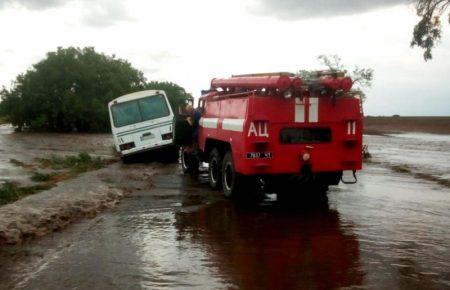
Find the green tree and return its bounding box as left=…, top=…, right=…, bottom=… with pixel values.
left=0, top=47, right=146, bottom=132
left=317, top=54, right=374, bottom=102
left=412, top=0, right=450, bottom=61
left=0, top=47, right=191, bottom=132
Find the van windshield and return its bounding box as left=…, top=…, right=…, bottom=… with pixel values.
left=111, top=94, right=170, bottom=128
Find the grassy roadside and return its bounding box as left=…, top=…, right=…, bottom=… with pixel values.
left=0, top=182, right=51, bottom=205
left=0, top=153, right=113, bottom=205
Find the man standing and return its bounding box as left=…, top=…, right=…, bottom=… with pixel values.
left=185, top=104, right=202, bottom=158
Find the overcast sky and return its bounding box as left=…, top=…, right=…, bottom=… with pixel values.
left=0, top=0, right=449, bottom=116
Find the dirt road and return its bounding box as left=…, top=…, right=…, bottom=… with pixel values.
left=0, top=127, right=449, bottom=289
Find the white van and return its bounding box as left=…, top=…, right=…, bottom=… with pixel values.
left=108, top=90, right=176, bottom=161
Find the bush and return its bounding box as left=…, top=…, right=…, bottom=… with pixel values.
left=37, top=152, right=106, bottom=173
left=31, top=172, right=51, bottom=182
left=0, top=182, right=42, bottom=205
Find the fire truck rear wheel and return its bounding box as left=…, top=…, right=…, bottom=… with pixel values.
left=222, top=151, right=246, bottom=198
left=208, top=148, right=222, bottom=190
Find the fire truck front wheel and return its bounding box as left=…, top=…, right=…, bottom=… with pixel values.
left=181, top=147, right=199, bottom=174
left=222, top=151, right=247, bottom=198
left=208, top=148, right=222, bottom=190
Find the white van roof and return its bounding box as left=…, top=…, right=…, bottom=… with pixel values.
left=108, top=90, right=166, bottom=107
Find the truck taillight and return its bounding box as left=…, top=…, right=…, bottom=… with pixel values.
left=302, top=152, right=310, bottom=161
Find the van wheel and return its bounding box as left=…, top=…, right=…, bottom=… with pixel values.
left=208, top=148, right=222, bottom=190
left=222, top=151, right=247, bottom=198
left=181, top=147, right=198, bottom=174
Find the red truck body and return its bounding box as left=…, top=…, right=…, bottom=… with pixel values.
left=180, top=73, right=363, bottom=197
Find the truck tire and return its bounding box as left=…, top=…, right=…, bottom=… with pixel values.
left=181, top=147, right=198, bottom=174
left=208, top=148, right=222, bottom=190
left=221, top=151, right=247, bottom=198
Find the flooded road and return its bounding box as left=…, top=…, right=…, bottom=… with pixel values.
left=0, top=130, right=449, bottom=289
left=365, top=133, right=450, bottom=183
left=1, top=162, right=449, bottom=289
left=0, top=124, right=114, bottom=185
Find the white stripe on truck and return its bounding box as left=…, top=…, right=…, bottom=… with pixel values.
left=295, top=97, right=305, bottom=123
left=199, top=118, right=218, bottom=129
left=309, top=97, right=319, bottom=123
left=222, top=119, right=245, bottom=132
left=347, top=121, right=357, bottom=135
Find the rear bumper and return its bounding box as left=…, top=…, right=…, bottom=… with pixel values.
left=234, top=148, right=362, bottom=175
left=232, top=130, right=362, bottom=175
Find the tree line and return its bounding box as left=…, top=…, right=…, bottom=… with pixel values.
left=0, top=47, right=192, bottom=132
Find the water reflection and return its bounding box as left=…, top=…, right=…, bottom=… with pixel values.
left=175, top=196, right=364, bottom=290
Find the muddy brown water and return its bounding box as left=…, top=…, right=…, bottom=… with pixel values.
left=0, top=126, right=449, bottom=289
left=0, top=124, right=115, bottom=185
left=0, top=163, right=449, bottom=290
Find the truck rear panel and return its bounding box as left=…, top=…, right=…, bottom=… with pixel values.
left=199, top=92, right=363, bottom=176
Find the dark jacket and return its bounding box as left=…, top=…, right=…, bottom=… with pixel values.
left=191, top=108, right=202, bottom=140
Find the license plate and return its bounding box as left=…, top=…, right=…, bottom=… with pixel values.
left=140, top=132, right=155, bottom=141
left=246, top=152, right=273, bottom=159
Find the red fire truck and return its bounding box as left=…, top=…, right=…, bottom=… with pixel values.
left=175, top=72, right=363, bottom=197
